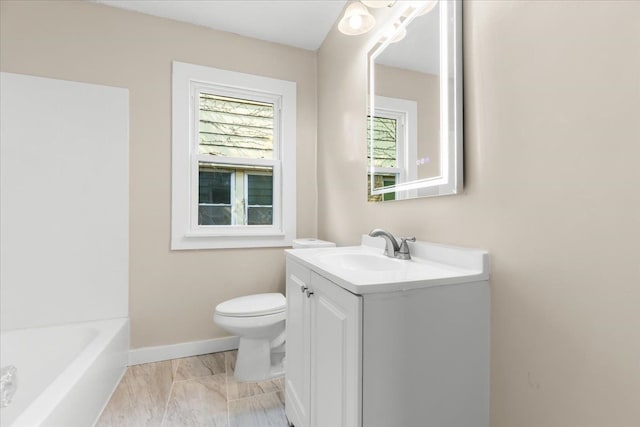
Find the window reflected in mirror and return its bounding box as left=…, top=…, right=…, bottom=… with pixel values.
left=367, top=114, right=398, bottom=201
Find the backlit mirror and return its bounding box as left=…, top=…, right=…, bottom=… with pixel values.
left=367, top=0, right=462, bottom=201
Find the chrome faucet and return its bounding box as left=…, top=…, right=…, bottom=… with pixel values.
left=368, top=229, right=416, bottom=260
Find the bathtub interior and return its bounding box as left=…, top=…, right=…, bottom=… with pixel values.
left=0, top=318, right=128, bottom=427
left=1, top=325, right=97, bottom=423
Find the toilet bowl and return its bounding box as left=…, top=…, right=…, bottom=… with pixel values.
left=214, top=293, right=286, bottom=382
left=214, top=238, right=335, bottom=382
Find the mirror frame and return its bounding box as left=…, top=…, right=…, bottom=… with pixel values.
left=368, top=0, right=463, bottom=200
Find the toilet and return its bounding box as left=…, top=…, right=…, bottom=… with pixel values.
left=214, top=238, right=335, bottom=382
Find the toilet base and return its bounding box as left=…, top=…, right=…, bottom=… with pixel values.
left=234, top=337, right=284, bottom=382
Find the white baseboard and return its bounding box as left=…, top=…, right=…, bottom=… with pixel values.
left=128, top=336, right=239, bottom=366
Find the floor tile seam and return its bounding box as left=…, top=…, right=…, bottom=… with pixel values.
left=172, top=371, right=227, bottom=384
left=159, top=377, right=177, bottom=427
left=172, top=358, right=180, bottom=378
left=227, top=389, right=283, bottom=404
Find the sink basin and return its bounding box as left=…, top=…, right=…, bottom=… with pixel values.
left=316, top=252, right=404, bottom=271
left=285, top=236, right=490, bottom=295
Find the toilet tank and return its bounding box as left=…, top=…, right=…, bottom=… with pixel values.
left=292, top=238, right=336, bottom=249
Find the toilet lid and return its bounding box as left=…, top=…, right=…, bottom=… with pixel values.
left=216, top=293, right=286, bottom=317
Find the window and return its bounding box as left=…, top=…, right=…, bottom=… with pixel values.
left=367, top=96, right=417, bottom=201
left=196, top=92, right=275, bottom=227
left=172, top=62, right=296, bottom=249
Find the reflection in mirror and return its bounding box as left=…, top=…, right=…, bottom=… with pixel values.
left=368, top=0, right=462, bottom=202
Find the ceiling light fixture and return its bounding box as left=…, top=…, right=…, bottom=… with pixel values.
left=338, top=2, right=376, bottom=36
left=338, top=0, right=435, bottom=38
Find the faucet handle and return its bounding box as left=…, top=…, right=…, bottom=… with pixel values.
left=400, top=237, right=416, bottom=247
left=397, top=237, right=416, bottom=259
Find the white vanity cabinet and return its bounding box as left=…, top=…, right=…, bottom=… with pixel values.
left=285, top=241, right=490, bottom=427
left=285, top=259, right=361, bottom=427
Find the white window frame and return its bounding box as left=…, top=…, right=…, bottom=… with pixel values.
left=172, top=61, right=296, bottom=249
left=369, top=95, right=418, bottom=200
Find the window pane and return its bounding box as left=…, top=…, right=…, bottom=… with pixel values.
left=247, top=207, right=273, bottom=225
left=199, top=163, right=274, bottom=226
left=199, top=164, right=232, bottom=225
left=381, top=175, right=396, bottom=189
left=382, top=176, right=396, bottom=201
left=247, top=174, right=273, bottom=206
left=199, top=206, right=232, bottom=225
left=367, top=174, right=396, bottom=202
left=199, top=93, right=274, bottom=159
left=247, top=173, right=273, bottom=226
left=199, top=167, right=231, bottom=204
left=367, top=116, right=397, bottom=168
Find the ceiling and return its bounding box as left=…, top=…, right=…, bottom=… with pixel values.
left=93, top=0, right=347, bottom=51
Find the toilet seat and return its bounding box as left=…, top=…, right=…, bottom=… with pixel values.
left=214, top=311, right=285, bottom=331
left=215, top=293, right=285, bottom=317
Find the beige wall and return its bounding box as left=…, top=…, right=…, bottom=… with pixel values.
left=0, top=0, right=318, bottom=348
left=375, top=63, right=440, bottom=179
left=318, top=1, right=640, bottom=426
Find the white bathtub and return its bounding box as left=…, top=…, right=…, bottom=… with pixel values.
left=0, top=318, right=128, bottom=427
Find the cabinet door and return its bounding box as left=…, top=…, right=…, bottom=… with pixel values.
left=309, top=272, right=362, bottom=427
left=285, top=259, right=311, bottom=427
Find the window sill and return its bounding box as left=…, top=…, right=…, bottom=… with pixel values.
left=171, top=233, right=293, bottom=250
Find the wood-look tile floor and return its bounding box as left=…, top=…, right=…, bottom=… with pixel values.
left=96, top=350, right=289, bottom=427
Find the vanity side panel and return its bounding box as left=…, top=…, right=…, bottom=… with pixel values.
left=362, top=281, right=490, bottom=427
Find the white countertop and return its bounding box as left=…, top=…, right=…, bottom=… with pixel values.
left=285, top=236, right=490, bottom=295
